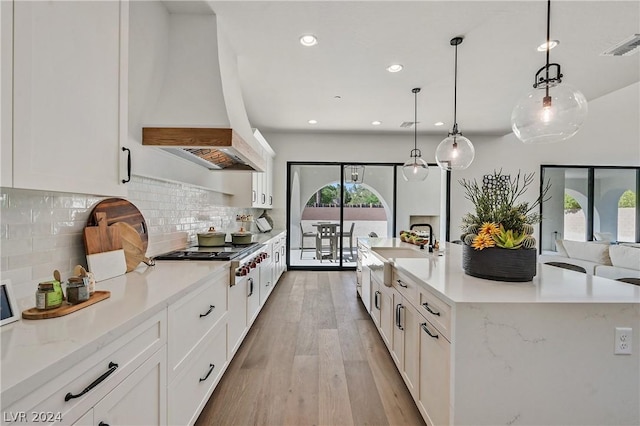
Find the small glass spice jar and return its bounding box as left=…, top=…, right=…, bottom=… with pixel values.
left=36, top=282, right=63, bottom=310
left=66, top=277, right=89, bottom=305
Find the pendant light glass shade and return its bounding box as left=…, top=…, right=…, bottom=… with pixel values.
left=511, top=81, right=587, bottom=144
left=402, top=88, right=429, bottom=182
left=402, top=154, right=429, bottom=182
left=511, top=0, right=587, bottom=144
left=435, top=134, right=475, bottom=171
left=436, top=36, right=474, bottom=171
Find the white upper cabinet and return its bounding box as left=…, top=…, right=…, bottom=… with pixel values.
left=10, top=1, right=128, bottom=196
left=232, top=129, right=275, bottom=208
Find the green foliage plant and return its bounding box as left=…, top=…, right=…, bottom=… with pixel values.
left=460, top=170, right=551, bottom=243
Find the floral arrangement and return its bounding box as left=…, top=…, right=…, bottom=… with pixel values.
left=459, top=170, right=550, bottom=250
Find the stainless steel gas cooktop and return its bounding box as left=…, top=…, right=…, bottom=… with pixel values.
left=154, top=242, right=261, bottom=261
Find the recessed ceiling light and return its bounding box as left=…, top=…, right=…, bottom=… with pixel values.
left=434, top=121, right=445, bottom=126
left=372, top=121, right=382, bottom=126
left=386, top=64, right=403, bottom=73
left=537, top=40, right=559, bottom=52
left=300, top=35, right=318, bottom=47
left=308, top=119, right=318, bottom=125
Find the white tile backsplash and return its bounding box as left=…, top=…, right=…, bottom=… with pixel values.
left=1, top=175, right=259, bottom=300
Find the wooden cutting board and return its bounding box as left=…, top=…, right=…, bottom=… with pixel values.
left=84, top=212, right=122, bottom=254
left=112, top=222, right=154, bottom=272
left=83, top=212, right=126, bottom=281
left=87, top=198, right=149, bottom=252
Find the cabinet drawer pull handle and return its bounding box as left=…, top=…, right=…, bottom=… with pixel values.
left=422, top=302, right=441, bottom=316
left=397, top=279, right=408, bottom=288
left=261, top=193, right=266, bottom=204
left=121, top=147, right=131, bottom=184
left=199, top=305, right=215, bottom=318
left=269, top=195, right=273, bottom=205
left=252, top=190, right=257, bottom=203
left=65, top=362, right=118, bottom=401
left=395, top=304, right=404, bottom=330
left=199, top=364, right=215, bottom=382
left=248, top=278, right=254, bottom=297
left=374, top=290, right=381, bottom=310
left=421, top=322, right=439, bottom=339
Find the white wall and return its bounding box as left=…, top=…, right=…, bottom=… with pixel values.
left=265, top=82, right=640, bottom=240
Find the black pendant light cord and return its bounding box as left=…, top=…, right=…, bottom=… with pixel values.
left=412, top=88, right=420, bottom=157
left=545, top=0, right=551, bottom=99
left=449, top=37, right=463, bottom=136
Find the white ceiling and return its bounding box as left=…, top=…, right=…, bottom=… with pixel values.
left=197, top=1, right=639, bottom=137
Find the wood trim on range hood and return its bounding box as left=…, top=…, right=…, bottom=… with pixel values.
left=142, top=127, right=265, bottom=172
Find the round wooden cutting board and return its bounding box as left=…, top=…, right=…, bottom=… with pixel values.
left=87, top=198, right=149, bottom=252
left=111, top=222, right=153, bottom=272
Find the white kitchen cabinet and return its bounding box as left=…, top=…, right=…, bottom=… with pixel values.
left=167, top=268, right=228, bottom=381
left=272, top=232, right=287, bottom=282
left=259, top=243, right=275, bottom=306
left=0, top=1, right=13, bottom=187
left=246, top=267, right=261, bottom=326
left=10, top=0, right=128, bottom=196
left=3, top=311, right=166, bottom=426
left=93, top=348, right=167, bottom=426
left=391, top=293, right=404, bottom=369
left=402, top=301, right=420, bottom=401
left=370, top=276, right=381, bottom=328
left=378, top=283, right=394, bottom=349
left=418, top=317, right=451, bottom=426
left=250, top=154, right=274, bottom=208
left=168, top=322, right=227, bottom=426
left=228, top=275, right=248, bottom=359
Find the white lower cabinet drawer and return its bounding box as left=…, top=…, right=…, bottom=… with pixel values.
left=168, top=323, right=227, bottom=426
left=168, top=269, right=228, bottom=379
left=4, top=311, right=166, bottom=426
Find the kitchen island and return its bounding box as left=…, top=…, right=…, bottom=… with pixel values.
left=359, top=238, right=640, bottom=425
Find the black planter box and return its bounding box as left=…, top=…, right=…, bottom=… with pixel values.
left=462, top=244, right=537, bottom=282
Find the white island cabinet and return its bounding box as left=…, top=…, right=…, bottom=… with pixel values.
left=359, top=239, right=640, bottom=426
left=4, top=0, right=128, bottom=196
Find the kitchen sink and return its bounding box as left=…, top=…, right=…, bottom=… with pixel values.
left=371, top=246, right=429, bottom=260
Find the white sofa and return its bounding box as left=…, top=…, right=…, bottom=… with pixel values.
left=539, top=240, right=640, bottom=280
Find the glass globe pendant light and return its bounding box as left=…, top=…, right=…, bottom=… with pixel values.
left=435, top=37, right=475, bottom=171
left=402, top=88, right=429, bottom=182
left=511, top=0, right=587, bottom=144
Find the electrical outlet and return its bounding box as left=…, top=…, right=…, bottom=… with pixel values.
left=614, top=327, right=632, bottom=355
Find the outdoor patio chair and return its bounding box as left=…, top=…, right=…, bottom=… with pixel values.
left=299, top=223, right=316, bottom=259
left=340, top=222, right=356, bottom=260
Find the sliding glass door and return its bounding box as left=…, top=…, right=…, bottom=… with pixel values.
left=287, top=162, right=446, bottom=270
left=288, top=162, right=395, bottom=269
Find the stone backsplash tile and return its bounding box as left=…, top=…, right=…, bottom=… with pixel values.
left=1, top=175, right=259, bottom=300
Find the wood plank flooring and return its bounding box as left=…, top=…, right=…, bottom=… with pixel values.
left=195, top=271, right=425, bottom=426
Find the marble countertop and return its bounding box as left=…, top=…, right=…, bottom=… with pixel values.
left=1, top=231, right=288, bottom=408
left=361, top=238, right=640, bottom=305
left=1, top=259, right=232, bottom=408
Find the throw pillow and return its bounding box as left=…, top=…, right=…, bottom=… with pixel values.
left=562, top=240, right=612, bottom=265
left=609, top=245, right=640, bottom=270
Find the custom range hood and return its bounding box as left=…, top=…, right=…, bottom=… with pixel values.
left=141, top=8, right=265, bottom=171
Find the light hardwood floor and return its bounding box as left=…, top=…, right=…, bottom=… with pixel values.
left=195, top=271, right=425, bottom=426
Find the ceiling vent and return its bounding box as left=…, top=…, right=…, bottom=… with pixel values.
left=601, top=34, right=640, bottom=56
left=400, top=121, right=418, bottom=128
